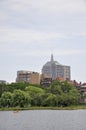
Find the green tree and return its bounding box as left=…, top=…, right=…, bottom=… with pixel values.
left=31, top=93, right=50, bottom=106
left=6, top=82, right=29, bottom=92
left=31, top=94, right=43, bottom=106
left=0, top=92, right=13, bottom=107
left=51, top=80, right=80, bottom=106
left=42, top=94, right=57, bottom=106
left=0, top=83, right=7, bottom=97
left=25, top=86, right=45, bottom=97
left=69, top=88, right=80, bottom=105
left=25, top=86, right=45, bottom=106
left=13, top=90, right=30, bottom=107
left=51, top=85, right=63, bottom=95
left=61, top=81, right=74, bottom=93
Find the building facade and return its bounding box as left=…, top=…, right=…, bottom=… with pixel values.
left=40, top=74, right=52, bottom=87
left=42, top=54, right=71, bottom=80
left=16, top=70, right=40, bottom=85
left=0, top=80, right=7, bottom=84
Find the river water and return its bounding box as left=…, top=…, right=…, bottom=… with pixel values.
left=0, top=110, right=86, bottom=130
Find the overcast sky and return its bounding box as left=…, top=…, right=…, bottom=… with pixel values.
left=0, top=0, right=86, bottom=83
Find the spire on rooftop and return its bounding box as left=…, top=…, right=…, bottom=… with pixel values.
left=51, top=54, right=54, bottom=62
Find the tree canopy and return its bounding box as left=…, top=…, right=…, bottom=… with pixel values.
left=0, top=81, right=80, bottom=108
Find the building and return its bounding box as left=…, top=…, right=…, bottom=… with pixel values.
left=16, top=70, right=40, bottom=85
left=40, top=74, right=52, bottom=87
left=79, top=84, right=86, bottom=103
left=0, top=80, right=7, bottom=84
left=42, top=54, right=71, bottom=81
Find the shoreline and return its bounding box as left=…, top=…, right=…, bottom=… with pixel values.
left=0, top=105, right=86, bottom=111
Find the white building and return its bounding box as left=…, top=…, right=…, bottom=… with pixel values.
left=42, top=54, right=71, bottom=80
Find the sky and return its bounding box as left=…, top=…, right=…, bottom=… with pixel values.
left=0, top=0, right=86, bottom=83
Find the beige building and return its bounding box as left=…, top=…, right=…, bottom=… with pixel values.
left=16, top=70, right=40, bottom=85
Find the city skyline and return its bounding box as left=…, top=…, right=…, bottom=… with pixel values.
left=0, top=0, right=86, bottom=83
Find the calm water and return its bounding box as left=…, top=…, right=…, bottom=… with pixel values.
left=0, top=110, right=86, bottom=130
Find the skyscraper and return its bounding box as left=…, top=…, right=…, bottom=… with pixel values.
left=42, top=54, right=71, bottom=80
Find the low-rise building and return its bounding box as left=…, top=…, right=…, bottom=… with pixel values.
left=16, top=70, right=40, bottom=85
left=79, top=84, right=86, bottom=103
left=40, top=74, right=52, bottom=87
left=0, top=80, right=7, bottom=84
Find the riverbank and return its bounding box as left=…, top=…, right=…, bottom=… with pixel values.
left=0, top=105, right=86, bottom=111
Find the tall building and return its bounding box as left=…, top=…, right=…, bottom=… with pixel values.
left=16, top=70, right=40, bottom=85
left=42, top=54, right=71, bottom=80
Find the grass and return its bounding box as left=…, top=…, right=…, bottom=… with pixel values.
left=1, top=105, right=86, bottom=111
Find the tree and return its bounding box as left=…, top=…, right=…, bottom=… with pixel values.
left=42, top=94, right=57, bottom=107
left=6, top=82, right=29, bottom=92
left=13, top=90, right=30, bottom=107
left=0, top=83, right=7, bottom=97
left=61, top=81, right=74, bottom=93
left=0, top=92, right=13, bottom=107
left=51, top=85, right=63, bottom=95
left=25, top=86, right=45, bottom=97
left=69, top=89, right=80, bottom=105
left=25, top=86, right=45, bottom=106
left=50, top=80, right=80, bottom=106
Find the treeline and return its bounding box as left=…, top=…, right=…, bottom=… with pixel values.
left=0, top=81, right=80, bottom=108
